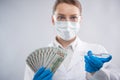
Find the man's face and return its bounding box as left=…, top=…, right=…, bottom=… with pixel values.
left=52, top=3, right=81, bottom=24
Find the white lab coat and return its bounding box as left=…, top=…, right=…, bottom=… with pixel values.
left=24, top=37, right=120, bottom=80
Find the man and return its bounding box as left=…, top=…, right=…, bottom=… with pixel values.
left=24, top=0, right=120, bottom=80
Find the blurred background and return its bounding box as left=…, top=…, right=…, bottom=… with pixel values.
left=0, top=0, right=120, bottom=80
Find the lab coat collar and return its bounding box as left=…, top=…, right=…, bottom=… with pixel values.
left=53, top=36, right=79, bottom=52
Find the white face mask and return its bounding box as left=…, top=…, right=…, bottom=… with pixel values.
left=54, top=21, right=80, bottom=41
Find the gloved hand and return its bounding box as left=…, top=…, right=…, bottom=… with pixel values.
left=33, top=67, right=53, bottom=80
left=84, top=51, right=112, bottom=73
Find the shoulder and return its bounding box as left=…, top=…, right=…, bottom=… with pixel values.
left=77, top=38, right=108, bottom=54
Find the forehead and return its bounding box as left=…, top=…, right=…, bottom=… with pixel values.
left=54, top=3, right=80, bottom=16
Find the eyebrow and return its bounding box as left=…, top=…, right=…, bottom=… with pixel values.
left=57, top=13, right=65, bottom=16
left=57, top=13, right=79, bottom=16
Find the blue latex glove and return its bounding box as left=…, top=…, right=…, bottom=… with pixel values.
left=33, top=67, right=53, bottom=80
left=84, top=51, right=112, bottom=73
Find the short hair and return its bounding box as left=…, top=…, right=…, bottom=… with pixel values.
left=53, top=0, right=82, bottom=15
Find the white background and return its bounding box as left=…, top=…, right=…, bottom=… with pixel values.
left=0, top=0, right=120, bottom=80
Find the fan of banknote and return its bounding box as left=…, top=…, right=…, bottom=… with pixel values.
left=26, top=47, right=67, bottom=73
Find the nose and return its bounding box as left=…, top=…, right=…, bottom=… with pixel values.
left=66, top=17, right=69, bottom=21
left=65, top=17, right=71, bottom=21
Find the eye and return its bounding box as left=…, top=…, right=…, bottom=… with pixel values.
left=70, top=16, right=78, bottom=21
left=57, top=16, right=65, bottom=21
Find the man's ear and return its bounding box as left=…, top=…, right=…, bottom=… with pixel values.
left=52, top=15, right=55, bottom=25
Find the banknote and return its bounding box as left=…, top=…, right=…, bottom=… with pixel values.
left=26, top=47, right=67, bottom=73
